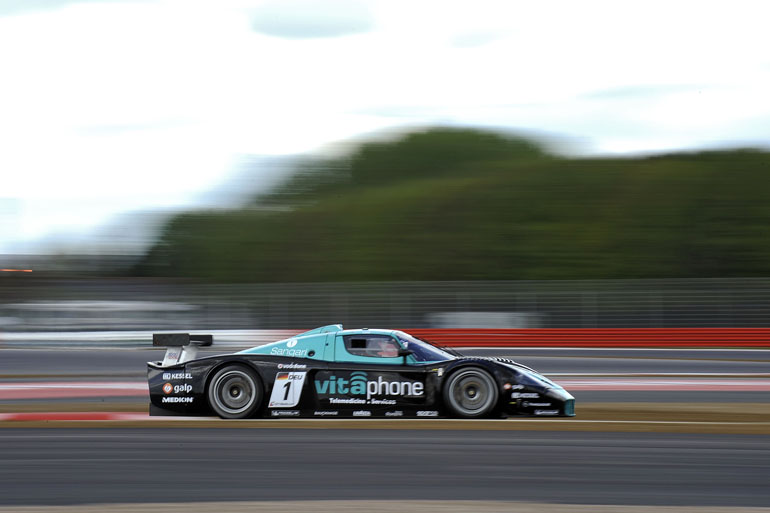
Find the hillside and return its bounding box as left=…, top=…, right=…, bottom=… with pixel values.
left=135, top=128, right=770, bottom=282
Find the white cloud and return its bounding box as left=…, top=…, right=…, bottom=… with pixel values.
left=1, top=0, right=770, bottom=253
left=250, top=0, right=374, bottom=39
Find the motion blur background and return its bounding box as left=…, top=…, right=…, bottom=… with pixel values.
left=2, top=0, right=770, bottom=337
left=2, top=4, right=770, bottom=511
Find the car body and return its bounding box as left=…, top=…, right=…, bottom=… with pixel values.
left=148, top=324, right=575, bottom=419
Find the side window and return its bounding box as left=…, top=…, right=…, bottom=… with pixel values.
left=343, top=335, right=400, bottom=358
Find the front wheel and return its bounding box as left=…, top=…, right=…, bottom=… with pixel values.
left=443, top=368, right=498, bottom=418
left=207, top=365, right=263, bottom=419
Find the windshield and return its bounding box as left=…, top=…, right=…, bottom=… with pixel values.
left=395, top=332, right=456, bottom=362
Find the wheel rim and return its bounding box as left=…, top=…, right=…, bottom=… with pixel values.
left=211, top=370, right=257, bottom=415
left=447, top=370, right=496, bottom=416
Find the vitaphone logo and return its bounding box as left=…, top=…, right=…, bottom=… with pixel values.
left=314, top=371, right=424, bottom=400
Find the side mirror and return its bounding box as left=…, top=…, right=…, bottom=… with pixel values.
left=398, top=348, right=413, bottom=365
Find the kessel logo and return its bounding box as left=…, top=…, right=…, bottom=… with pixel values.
left=162, top=372, right=193, bottom=380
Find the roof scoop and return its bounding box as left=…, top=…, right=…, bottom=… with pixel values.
left=294, top=324, right=343, bottom=337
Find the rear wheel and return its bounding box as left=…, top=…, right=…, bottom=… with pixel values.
left=207, top=365, right=263, bottom=419
left=443, top=368, right=498, bottom=418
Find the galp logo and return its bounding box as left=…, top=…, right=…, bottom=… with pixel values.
left=162, top=383, right=173, bottom=395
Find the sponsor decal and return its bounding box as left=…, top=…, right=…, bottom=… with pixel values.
left=523, top=402, right=552, bottom=407
left=437, top=368, right=444, bottom=377
left=511, top=392, right=540, bottom=399
left=162, top=372, right=193, bottom=380
left=271, top=347, right=308, bottom=357
left=278, top=363, right=307, bottom=370
left=534, top=409, right=560, bottom=416
left=503, top=383, right=512, bottom=390
left=166, top=351, right=180, bottom=360
left=286, top=339, right=298, bottom=348
left=369, top=398, right=397, bottom=405
left=511, top=384, right=525, bottom=390
left=385, top=411, right=404, bottom=417
left=162, top=396, right=194, bottom=403
left=173, top=384, right=193, bottom=394
left=162, top=382, right=192, bottom=395
left=416, top=410, right=439, bottom=417
left=329, top=398, right=367, bottom=404
left=313, top=410, right=339, bottom=416
left=352, top=410, right=371, bottom=417
left=271, top=410, right=300, bottom=417
left=268, top=372, right=307, bottom=408
left=314, top=371, right=424, bottom=401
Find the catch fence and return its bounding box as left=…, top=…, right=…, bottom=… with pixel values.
left=2, top=277, right=769, bottom=331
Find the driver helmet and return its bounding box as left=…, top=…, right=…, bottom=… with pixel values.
left=377, top=339, right=399, bottom=357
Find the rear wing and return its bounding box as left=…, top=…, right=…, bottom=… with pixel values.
left=153, top=333, right=212, bottom=367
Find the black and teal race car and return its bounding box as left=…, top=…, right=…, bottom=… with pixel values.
left=148, top=324, right=575, bottom=419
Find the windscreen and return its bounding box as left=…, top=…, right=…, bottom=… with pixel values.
left=395, top=332, right=456, bottom=362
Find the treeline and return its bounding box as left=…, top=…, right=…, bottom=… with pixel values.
left=135, top=128, right=770, bottom=282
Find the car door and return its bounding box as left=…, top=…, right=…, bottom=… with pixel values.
left=311, top=333, right=431, bottom=416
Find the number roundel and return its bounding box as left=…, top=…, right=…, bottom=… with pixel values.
left=268, top=371, right=307, bottom=408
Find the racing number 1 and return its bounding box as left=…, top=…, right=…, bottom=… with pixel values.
left=283, top=380, right=291, bottom=401
left=268, top=371, right=307, bottom=408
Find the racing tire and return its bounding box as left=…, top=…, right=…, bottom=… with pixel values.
left=207, top=365, right=263, bottom=419
left=443, top=367, right=498, bottom=418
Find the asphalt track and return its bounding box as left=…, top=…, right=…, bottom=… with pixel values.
left=0, top=346, right=768, bottom=509
left=0, top=428, right=768, bottom=507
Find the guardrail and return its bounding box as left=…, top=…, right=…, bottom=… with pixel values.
left=408, top=328, right=770, bottom=348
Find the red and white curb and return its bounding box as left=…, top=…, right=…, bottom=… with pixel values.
left=0, top=381, right=147, bottom=400
left=0, top=412, right=150, bottom=421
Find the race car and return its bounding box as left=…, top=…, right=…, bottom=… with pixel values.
left=148, top=324, right=575, bottom=419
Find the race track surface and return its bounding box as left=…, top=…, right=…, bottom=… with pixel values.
left=1, top=428, right=768, bottom=507
left=1, top=345, right=768, bottom=509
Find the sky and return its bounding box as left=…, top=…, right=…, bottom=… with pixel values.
left=1, top=0, right=770, bottom=255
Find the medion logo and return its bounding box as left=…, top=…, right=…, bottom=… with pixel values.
left=315, top=371, right=424, bottom=400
